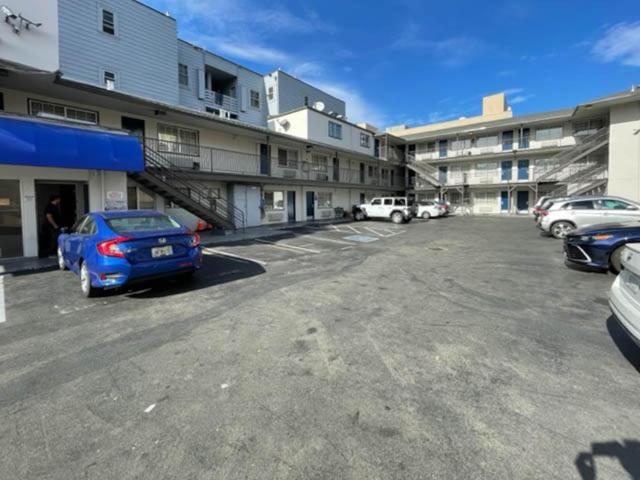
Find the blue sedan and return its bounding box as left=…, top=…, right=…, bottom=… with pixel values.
left=58, top=210, right=202, bottom=297
left=564, top=221, right=640, bottom=273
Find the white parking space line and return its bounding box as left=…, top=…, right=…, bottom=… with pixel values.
left=203, top=248, right=268, bottom=266
left=296, top=234, right=355, bottom=246
left=255, top=239, right=321, bottom=254
left=363, top=226, right=406, bottom=237
left=345, top=225, right=361, bottom=233
left=0, top=274, right=5, bottom=324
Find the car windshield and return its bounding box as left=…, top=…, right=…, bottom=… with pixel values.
left=106, top=215, right=182, bottom=233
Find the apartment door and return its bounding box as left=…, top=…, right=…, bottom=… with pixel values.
left=359, top=163, right=365, bottom=183
left=332, top=157, right=340, bottom=182
left=438, top=166, right=448, bottom=184
left=287, top=191, right=296, bottom=222
left=121, top=116, right=146, bottom=140
left=259, top=144, right=271, bottom=175
left=501, top=161, right=513, bottom=181
left=516, top=191, right=529, bottom=212
left=518, top=159, right=530, bottom=180
left=306, top=191, right=315, bottom=219
left=0, top=179, right=23, bottom=258
left=500, top=191, right=509, bottom=211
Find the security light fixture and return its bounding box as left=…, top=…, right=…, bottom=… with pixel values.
left=1, top=5, right=16, bottom=20
left=18, top=14, right=42, bottom=30
left=1, top=6, right=42, bottom=33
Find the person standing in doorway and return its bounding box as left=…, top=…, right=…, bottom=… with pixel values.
left=43, top=194, right=63, bottom=256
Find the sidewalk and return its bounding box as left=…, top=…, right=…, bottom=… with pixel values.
left=0, top=257, right=57, bottom=276
left=200, top=217, right=352, bottom=246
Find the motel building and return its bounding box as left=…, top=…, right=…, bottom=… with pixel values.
left=0, top=0, right=403, bottom=259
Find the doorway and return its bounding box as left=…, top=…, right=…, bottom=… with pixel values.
left=287, top=191, right=296, bottom=223
left=35, top=182, right=89, bottom=257
left=121, top=116, right=146, bottom=139
left=500, top=191, right=509, bottom=211
left=516, top=191, right=529, bottom=212
left=0, top=179, right=23, bottom=258
left=306, top=191, right=315, bottom=219
left=259, top=144, right=271, bottom=175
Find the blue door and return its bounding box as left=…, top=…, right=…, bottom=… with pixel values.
left=501, top=161, right=512, bottom=181
left=438, top=166, right=448, bottom=184
left=517, top=159, right=529, bottom=180
left=500, top=191, right=509, bottom=211
left=517, top=191, right=529, bottom=211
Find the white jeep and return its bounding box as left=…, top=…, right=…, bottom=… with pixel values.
left=352, top=197, right=415, bottom=224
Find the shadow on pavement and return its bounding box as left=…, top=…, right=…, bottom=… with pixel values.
left=575, top=440, right=640, bottom=479
left=606, top=315, right=640, bottom=372
left=114, top=254, right=265, bottom=299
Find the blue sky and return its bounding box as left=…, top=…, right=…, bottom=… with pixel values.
left=144, top=0, right=640, bottom=128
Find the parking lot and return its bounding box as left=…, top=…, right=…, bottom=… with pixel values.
left=1, top=216, right=639, bottom=479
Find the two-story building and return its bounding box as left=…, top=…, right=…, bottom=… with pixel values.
left=0, top=0, right=402, bottom=258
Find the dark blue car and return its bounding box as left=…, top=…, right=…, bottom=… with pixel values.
left=58, top=210, right=202, bottom=297
left=564, top=221, right=640, bottom=273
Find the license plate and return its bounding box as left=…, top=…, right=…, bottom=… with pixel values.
left=151, top=245, right=173, bottom=258
left=624, top=271, right=640, bottom=297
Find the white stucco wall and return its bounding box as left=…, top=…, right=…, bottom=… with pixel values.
left=608, top=102, right=640, bottom=202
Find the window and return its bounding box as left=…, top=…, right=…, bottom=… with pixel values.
left=599, top=199, right=636, bottom=210
left=328, top=121, right=342, bottom=139
left=476, top=135, right=499, bottom=148
left=264, top=191, right=284, bottom=210
left=574, top=119, right=605, bottom=135
left=371, top=198, right=381, bottom=205
left=536, top=126, right=563, bottom=141
left=390, top=170, right=395, bottom=186
left=157, top=124, right=200, bottom=156
left=267, top=87, right=274, bottom=100
left=519, top=128, right=530, bottom=149
left=102, top=9, right=115, bottom=35
left=311, top=153, right=328, bottom=171
left=502, top=131, right=514, bottom=151
left=394, top=198, right=407, bottom=206
left=178, top=64, right=189, bottom=86
left=250, top=90, right=260, bottom=109
left=79, top=217, right=97, bottom=235
left=277, top=148, right=298, bottom=168
left=427, top=142, right=436, bottom=153
left=563, top=201, right=595, bottom=210
left=106, top=215, right=181, bottom=233
left=451, top=138, right=473, bottom=151
left=360, top=132, right=370, bottom=148
left=103, top=70, right=116, bottom=90
left=29, top=99, right=98, bottom=125
left=438, top=140, right=448, bottom=158
left=317, top=192, right=332, bottom=208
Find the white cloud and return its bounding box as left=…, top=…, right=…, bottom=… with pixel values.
left=308, top=81, right=387, bottom=127
left=503, top=87, right=524, bottom=96
left=593, top=21, right=640, bottom=67
left=510, top=94, right=534, bottom=105
left=188, top=35, right=292, bottom=64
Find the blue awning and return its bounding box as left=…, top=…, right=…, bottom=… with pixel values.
left=0, top=116, right=144, bottom=172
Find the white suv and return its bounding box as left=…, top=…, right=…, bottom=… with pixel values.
left=353, top=197, right=415, bottom=224
left=538, top=196, right=640, bottom=239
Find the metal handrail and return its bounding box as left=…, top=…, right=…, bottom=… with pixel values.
left=144, top=145, right=246, bottom=230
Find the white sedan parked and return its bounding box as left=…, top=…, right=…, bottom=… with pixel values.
left=415, top=201, right=444, bottom=220
left=609, top=243, right=640, bottom=345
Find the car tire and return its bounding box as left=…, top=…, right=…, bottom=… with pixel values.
left=551, top=221, right=575, bottom=239
left=354, top=210, right=366, bottom=221
left=609, top=246, right=625, bottom=274
left=421, top=211, right=431, bottom=221
left=391, top=212, right=404, bottom=224
left=80, top=262, right=98, bottom=298
left=57, top=247, right=67, bottom=271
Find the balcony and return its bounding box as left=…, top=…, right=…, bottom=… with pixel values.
left=204, top=90, right=239, bottom=114
left=144, top=138, right=394, bottom=189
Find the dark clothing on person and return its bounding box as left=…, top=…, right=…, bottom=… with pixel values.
left=43, top=202, right=63, bottom=256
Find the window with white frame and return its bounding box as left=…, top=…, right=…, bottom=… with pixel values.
left=476, top=135, right=498, bottom=148
left=267, top=86, right=274, bottom=100
left=535, top=126, right=563, bottom=141
left=317, top=192, right=333, bottom=208
left=277, top=148, right=298, bottom=168
left=328, top=121, right=342, bottom=139
left=29, top=99, right=99, bottom=125
left=264, top=191, right=284, bottom=210
left=311, top=153, right=328, bottom=171
left=103, top=70, right=116, bottom=90
left=451, top=138, right=473, bottom=151
left=157, top=124, right=200, bottom=156
left=178, top=64, right=189, bottom=87
left=101, top=8, right=115, bottom=35
left=250, top=90, right=260, bottom=109
left=360, top=132, right=370, bottom=148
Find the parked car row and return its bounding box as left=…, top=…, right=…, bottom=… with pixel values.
left=352, top=197, right=449, bottom=224
left=533, top=195, right=640, bottom=346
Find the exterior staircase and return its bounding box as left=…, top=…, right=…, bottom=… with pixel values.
left=405, top=154, right=442, bottom=187
left=535, top=127, right=609, bottom=183
left=129, top=144, right=245, bottom=231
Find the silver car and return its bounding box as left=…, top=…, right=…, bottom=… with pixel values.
left=538, top=196, right=640, bottom=239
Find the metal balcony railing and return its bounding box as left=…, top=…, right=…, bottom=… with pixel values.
left=204, top=90, right=239, bottom=113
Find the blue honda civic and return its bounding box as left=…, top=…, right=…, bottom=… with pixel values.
left=58, top=210, right=202, bottom=297
left=564, top=221, right=640, bottom=273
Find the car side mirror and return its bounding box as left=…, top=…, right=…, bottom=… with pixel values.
left=627, top=205, right=639, bottom=210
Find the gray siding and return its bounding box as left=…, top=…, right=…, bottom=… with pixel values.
left=58, top=0, right=179, bottom=105
left=265, top=71, right=346, bottom=116
left=237, top=67, right=267, bottom=126
left=178, top=40, right=205, bottom=112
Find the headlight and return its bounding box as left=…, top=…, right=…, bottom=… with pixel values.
left=579, top=236, right=591, bottom=242
left=580, top=234, right=613, bottom=242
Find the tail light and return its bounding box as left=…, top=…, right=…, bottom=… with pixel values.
left=540, top=210, right=549, bottom=217
left=96, top=236, right=131, bottom=258
left=189, top=232, right=201, bottom=248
